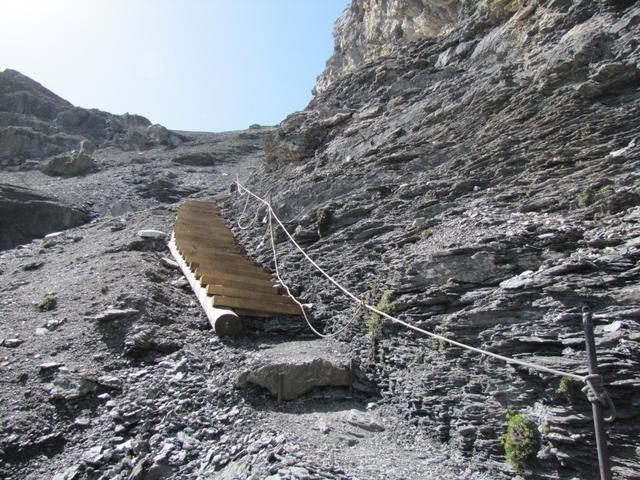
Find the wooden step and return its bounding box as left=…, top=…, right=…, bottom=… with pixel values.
left=207, top=285, right=297, bottom=306
left=176, top=212, right=229, bottom=224
left=194, top=264, right=273, bottom=282
left=174, top=229, right=235, bottom=245
left=182, top=201, right=223, bottom=210
left=178, top=245, right=260, bottom=265
left=202, top=275, right=279, bottom=294
left=176, top=239, right=243, bottom=255
left=198, top=271, right=275, bottom=291
left=176, top=217, right=231, bottom=234
left=212, top=295, right=301, bottom=316
left=172, top=198, right=302, bottom=322
left=187, top=255, right=270, bottom=277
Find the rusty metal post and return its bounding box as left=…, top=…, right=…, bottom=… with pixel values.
left=582, top=306, right=612, bottom=480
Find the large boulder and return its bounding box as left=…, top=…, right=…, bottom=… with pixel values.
left=0, top=184, right=88, bottom=248
left=236, top=340, right=352, bottom=400
left=41, top=150, right=96, bottom=177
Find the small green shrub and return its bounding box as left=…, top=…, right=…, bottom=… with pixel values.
left=365, top=289, right=395, bottom=365
left=365, top=290, right=395, bottom=337
left=633, top=178, right=640, bottom=187
left=420, top=229, right=431, bottom=239
left=38, top=293, right=57, bottom=312
left=595, top=186, right=612, bottom=201
left=502, top=411, right=539, bottom=472
left=556, top=376, right=579, bottom=403
left=99, top=284, right=109, bottom=295
left=575, top=191, right=590, bottom=208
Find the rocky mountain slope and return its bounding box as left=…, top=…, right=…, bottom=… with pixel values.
left=233, top=0, right=640, bottom=478
left=0, top=68, right=483, bottom=479
left=1, top=1, right=639, bottom=479
left=0, top=69, right=188, bottom=165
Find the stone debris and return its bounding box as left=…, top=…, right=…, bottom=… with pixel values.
left=91, top=308, right=140, bottom=322
left=161, top=257, right=179, bottom=269
left=0, top=338, right=24, bottom=348
left=343, top=409, right=385, bottom=432
left=47, top=374, right=97, bottom=402
left=137, top=229, right=166, bottom=240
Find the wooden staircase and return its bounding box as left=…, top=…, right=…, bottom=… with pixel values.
left=168, top=199, right=301, bottom=335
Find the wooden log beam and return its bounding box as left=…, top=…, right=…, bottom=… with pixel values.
left=167, top=233, right=242, bottom=336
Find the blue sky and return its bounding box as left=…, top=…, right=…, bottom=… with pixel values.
left=0, top=0, right=350, bottom=132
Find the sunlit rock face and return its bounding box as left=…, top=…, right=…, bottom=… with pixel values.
left=241, top=0, right=640, bottom=477
left=315, top=0, right=461, bottom=94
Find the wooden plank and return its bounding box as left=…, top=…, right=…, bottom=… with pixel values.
left=183, top=252, right=261, bottom=271
left=193, top=262, right=273, bottom=280
left=190, top=260, right=269, bottom=279
left=174, top=220, right=233, bottom=233
left=181, top=202, right=220, bottom=210
left=183, top=200, right=223, bottom=209
left=180, top=202, right=219, bottom=209
left=176, top=239, right=242, bottom=255
left=201, top=277, right=280, bottom=297
left=212, top=295, right=301, bottom=316
left=174, top=221, right=235, bottom=235
left=178, top=245, right=259, bottom=264
left=206, top=285, right=297, bottom=306
left=176, top=213, right=228, bottom=225
left=176, top=238, right=243, bottom=252
left=199, top=273, right=277, bottom=293
left=178, top=244, right=242, bottom=256
left=176, top=239, right=240, bottom=255
left=174, top=230, right=236, bottom=244
left=193, top=263, right=272, bottom=281
left=179, top=203, right=223, bottom=212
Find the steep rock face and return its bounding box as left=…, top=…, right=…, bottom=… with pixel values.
left=233, top=1, right=640, bottom=478
left=315, top=0, right=462, bottom=94
left=0, top=69, right=183, bottom=165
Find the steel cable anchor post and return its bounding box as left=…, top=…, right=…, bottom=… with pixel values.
left=582, top=305, right=612, bottom=480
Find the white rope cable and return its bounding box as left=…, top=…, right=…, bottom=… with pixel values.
left=236, top=181, right=587, bottom=383
left=267, top=203, right=366, bottom=339
left=267, top=206, right=328, bottom=338
left=236, top=192, right=260, bottom=230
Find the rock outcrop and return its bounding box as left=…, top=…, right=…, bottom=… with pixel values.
left=41, top=150, right=96, bottom=177
left=232, top=1, right=640, bottom=478
left=0, top=69, right=183, bottom=167
left=236, top=340, right=352, bottom=400
left=315, top=0, right=461, bottom=93
left=0, top=184, right=88, bottom=248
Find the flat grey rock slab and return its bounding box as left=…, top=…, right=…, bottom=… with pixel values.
left=236, top=340, right=352, bottom=401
